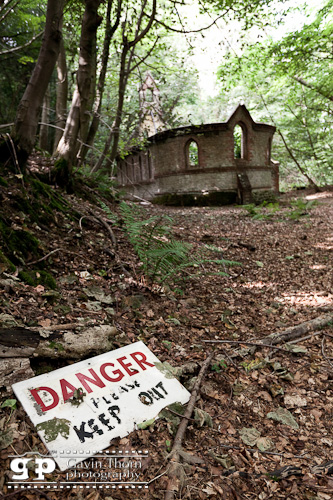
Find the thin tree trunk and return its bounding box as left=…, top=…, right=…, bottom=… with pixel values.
left=76, top=42, right=97, bottom=159
left=55, top=0, right=102, bottom=171
left=92, top=42, right=129, bottom=173
left=92, top=0, right=156, bottom=173
left=293, top=76, right=333, bottom=103
left=78, top=0, right=121, bottom=166
left=53, top=39, right=68, bottom=151
left=39, top=86, right=50, bottom=151
left=258, top=92, right=321, bottom=192
left=0, top=0, right=64, bottom=169
left=277, top=129, right=321, bottom=192
left=285, top=99, right=323, bottom=180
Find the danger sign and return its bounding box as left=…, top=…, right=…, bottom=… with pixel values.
left=12, top=341, right=190, bottom=471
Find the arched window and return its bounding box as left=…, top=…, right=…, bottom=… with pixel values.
left=187, top=140, right=199, bottom=168
left=233, top=123, right=247, bottom=159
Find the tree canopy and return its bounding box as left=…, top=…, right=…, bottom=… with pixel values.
left=0, top=0, right=331, bottom=189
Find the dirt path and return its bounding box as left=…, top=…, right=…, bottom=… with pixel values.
left=0, top=185, right=332, bottom=499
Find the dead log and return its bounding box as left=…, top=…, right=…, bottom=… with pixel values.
left=0, top=358, right=35, bottom=391
left=229, top=313, right=333, bottom=358
left=261, top=312, right=333, bottom=346
left=164, top=352, right=214, bottom=500
left=0, top=325, right=118, bottom=359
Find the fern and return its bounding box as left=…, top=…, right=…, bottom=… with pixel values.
left=118, top=202, right=240, bottom=288
left=99, top=200, right=119, bottom=225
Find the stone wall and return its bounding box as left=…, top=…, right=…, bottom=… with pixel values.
left=117, top=105, right=279, bottom=204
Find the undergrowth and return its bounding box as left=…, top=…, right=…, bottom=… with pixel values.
left=117, top=202, right=240, bottom=289
left=243, top=199, right=317, bottom=221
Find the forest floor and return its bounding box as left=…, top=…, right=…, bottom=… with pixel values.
left=0, top=166, right=332, bottom=500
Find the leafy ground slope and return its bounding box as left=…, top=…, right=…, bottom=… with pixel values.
left=0, top=171, right=332, bottom=500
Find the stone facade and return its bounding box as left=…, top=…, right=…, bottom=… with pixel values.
left=117, top=105, right=279, bottom=205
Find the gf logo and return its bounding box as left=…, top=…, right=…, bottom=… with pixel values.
left=10, top=457, right=56, bottom=480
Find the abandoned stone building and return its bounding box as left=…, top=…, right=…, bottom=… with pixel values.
left=117, top=78, right=279, bottom=205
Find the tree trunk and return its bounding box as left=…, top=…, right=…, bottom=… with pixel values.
left=39, top=86, right=50, bottom=151
left=92, top=0, right=156, bottom=173
left=53, top=39, right=68, bottom=151
left=258, top=92, right=321, bottom=192
left=92, top=42, right=129, bottom=173
left=0, top=0, right=64, bottom=169
left=78, top=0, right=120, bottom=166
left=277, top=128, right=321, bottom=192
left=55, top=0, right=102, bottom=173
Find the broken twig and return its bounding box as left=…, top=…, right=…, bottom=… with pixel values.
left=164, top=352, right=214, bottom=500
left=27, top=248, right=60, bottom=265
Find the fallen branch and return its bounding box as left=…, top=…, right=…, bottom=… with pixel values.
left=27, top=248, right=60, bottom=265
left=321, top=335, right=333, bottom=368
left=79, top=214, right=131, bottom=276
left=89, top=212, right=118, bottom=249
left=80, top=214, right=117, bottom=248
left=164, top=352, right=214, bottom=500
left=261, top=313, right=333, bottom=346
left=0, top=325, right=117, bottom=359
left=32, top=322, right=88, bottom=331
left=209, top=444, right=310, bottom=459
left=219, top=313, right=333, bottom=358
left=202, top=339, right=294, bottom=353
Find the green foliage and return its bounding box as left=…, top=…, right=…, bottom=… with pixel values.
left=1, top=399, right=17, bottom=410
left=0, top=0, right=44, bottom=124
left=211, top=359, right=227, bottom=373
left=287, top=199, right=317, bottom=219
left=188, top=141, right=199, bottom=165
left=119, top=201, right=192, bottom=286
left=1, top=398, right=17, bottom=422
left=216, top=1, right=333, bottom=189
left=117, top=202, right=239, bottom=288
left=75, top=167, right=118, bottom=202
left=98, top=201, right=119, bottom=225
left=243, top=202, right=280, bottom=220
left=240, top=358, right=266, bottom=372
left=243, top=199, right=317, bottom=221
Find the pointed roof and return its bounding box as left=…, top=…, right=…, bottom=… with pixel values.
left=227, top=104, right=275, bottom=132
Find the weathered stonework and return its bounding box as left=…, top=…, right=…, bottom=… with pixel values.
left=117, top=105, right=279, bottom=205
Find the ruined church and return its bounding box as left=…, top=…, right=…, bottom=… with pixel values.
left=117, top=74, right=279, bottom=205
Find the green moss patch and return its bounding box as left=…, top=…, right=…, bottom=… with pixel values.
left=0, top=176, right=8, bottom=187
left=0, top=250, right=16, bottom=272
left=0, top=218, right=41, bottom=264
left=18, top=270, right=57, bottom=289
left=36, top=418, right=70, bottom=442
left=11, top=178, right=71, bottom=226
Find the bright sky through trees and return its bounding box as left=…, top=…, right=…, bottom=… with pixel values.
left=179, top=0, right=325, bottom=97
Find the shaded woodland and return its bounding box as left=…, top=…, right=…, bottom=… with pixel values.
left=0, top=0, right=332, bottom=499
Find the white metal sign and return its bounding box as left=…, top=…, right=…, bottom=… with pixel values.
left=12, top=341, right=190, bottom=471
